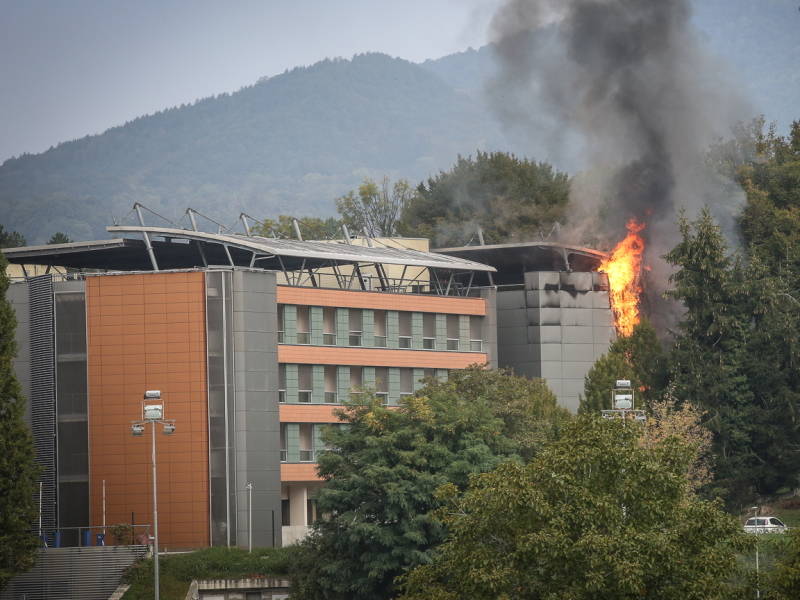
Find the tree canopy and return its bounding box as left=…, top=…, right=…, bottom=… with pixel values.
left=0, top=252, right=39, bottom=589
left=336, top=177, right=412, bottom=237
left=399, top=417, right=747, bottom=600
left=288, top=367, right=568, bottom=600
left=398, top=151, right=570, bottom=247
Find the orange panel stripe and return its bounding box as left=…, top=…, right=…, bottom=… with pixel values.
left=280, top=404, right=342, bottom=423
left=281, top=463, right=323, bottom=482
left=278, top=345, right=487, bottom=369
left=276, top=286, right=485, bottom=316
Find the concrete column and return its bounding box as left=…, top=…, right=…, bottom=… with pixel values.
left=310, top=306, right=323, bottom=346
left=411, top=312, right=423, bottom=350
left=459, top=315, right=470, bottom=351
left=413, top=368, right=425, bottom=391
left=435, top=313, right=447, bottom=350
left=387, top=311, right=399, bottom=349
left=312, top=365, right=325, bottom=404
left=283, top=305, right=297, bottom=344
left=362, top=309, right=374, bottom=347
left=336, top=308, right=349, bottom=346
left=388, top=367, right=401, bottom=405
left=337, top=366, right=351, bottom=401
left=288, top=485, right=308, bottom=527
left=286, top=423, right=300, bottom=463
left=285, top=364, right=299, bottom=403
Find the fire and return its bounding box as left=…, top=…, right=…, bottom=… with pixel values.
left=599, top=218, right=645, bottom=337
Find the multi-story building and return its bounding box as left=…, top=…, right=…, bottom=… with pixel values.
left=4, top=225, right=496, bottom=549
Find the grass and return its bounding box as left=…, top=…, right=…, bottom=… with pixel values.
left=121, top=546, right=296, bottom=600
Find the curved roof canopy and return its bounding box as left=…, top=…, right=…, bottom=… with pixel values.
left=3, top=226, right=495, bottom=274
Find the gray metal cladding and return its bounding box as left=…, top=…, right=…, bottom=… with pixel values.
left=0, top=545, right=148, bottom=600
left=28, top=274, right=57, bottom=534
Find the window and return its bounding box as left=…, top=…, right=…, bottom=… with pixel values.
left=470, top=315, right=483, bottom=352
left=324, top=365, right=337, bottom=403
left=375, top=367, right=389, bottom=405
left=277, top=305, right=285, bottom=343
left=349, top=309, right=362, bottom=346
left=423, top=313, right=436, bottom=349
left=299, top=424, right=314, bottom=461
left=399, top=312, right=412, bottom=348
left=307, top=498, right=319, bottom=526
left=323, top=307, right=336, bottom=345
left=373, top=310, right=387, bottom=347
left=400, top=368, right=413, bottom=399
left=446, top=314, right=459, bottom=351
left=278, top=365, right=286, bottom=403
left=296, top=306, right=310, bottom=344
left=281, top=499, right=290, bottom=526
left=280, top=424, right=287, bottom=462
left=298, top=365, right=312, bottom=403
left=350, top=367, right=363, bottom=400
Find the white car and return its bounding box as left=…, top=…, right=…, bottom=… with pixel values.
left=744, top=516, right=788, bottom=534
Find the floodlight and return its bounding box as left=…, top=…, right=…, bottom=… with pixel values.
left=162, top=423, right=175, bottom=435
left=143, top=404, right=164, bottom=420
left=144, top=390, right=161, bottom=400
left=131, top=423, right=145, bottom=436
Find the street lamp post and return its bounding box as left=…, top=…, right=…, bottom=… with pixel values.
left=751, top=506, right=760, bottom=599
left=131, top=391, right=176, bottom=600
left=246, top=482, right=254, bottom=553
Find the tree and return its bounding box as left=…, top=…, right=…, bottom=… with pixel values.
left=0, top=226, right=25, bottom=249
left=579, top=319, right=667, bottom=414
left=0, top=252, right=39, bottom=589
left=763, top=528, right=800, bottom=599
left=336, top=176, right=412, bottom=237
left=288, top=367, right=568, bottom=600
left=398, top=151, right=570, bottom=247
left=399, top=417, right=747, bottom=600
left=250, top=215, right=342, bottom=240
left=47, top=232, right=71, bottom=245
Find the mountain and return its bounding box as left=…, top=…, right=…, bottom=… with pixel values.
left=0, top=53, right=508, bottom=243
left=1, top=1, right=796, bottom=244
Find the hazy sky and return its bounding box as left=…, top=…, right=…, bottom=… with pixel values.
left=0, top=0, right=498, bottom=162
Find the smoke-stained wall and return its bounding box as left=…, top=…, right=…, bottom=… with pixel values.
left=497, top=271, right=614, bottom=412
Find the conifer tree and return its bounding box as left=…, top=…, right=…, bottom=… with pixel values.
left=0, top=253, right=39, bottom=589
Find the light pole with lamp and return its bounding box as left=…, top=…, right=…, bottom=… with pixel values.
left=751, top=506, right=760, bottom=599
left=246, top=482, right=254, bottom=553
left=131, top=390, right=176, bottom=600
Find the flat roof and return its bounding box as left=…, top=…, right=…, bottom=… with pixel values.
left=3, top=226, right=495, bottom=273
left=434, top=241, right=606, bottom=284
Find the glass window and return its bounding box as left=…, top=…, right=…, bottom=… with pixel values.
left=374, top=310, right=387, bottom=347
left=323, top=307, right=336, bottom=345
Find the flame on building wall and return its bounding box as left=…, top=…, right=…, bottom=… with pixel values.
left=599, top=219, right=645, bottom=337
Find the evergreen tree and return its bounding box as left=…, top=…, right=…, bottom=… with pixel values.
left=0, top=225, right=25, bottom=249
left=47, top=232, right=71, bottom=245
left=0, top=253, right=39, bottom=589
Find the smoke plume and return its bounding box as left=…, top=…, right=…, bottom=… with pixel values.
left=488, top=0, right=751, bottom=310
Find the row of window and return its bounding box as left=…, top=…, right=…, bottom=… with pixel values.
left=278, top=365, right=444, bottom=404
left=278, top=305, right=483, bottom=351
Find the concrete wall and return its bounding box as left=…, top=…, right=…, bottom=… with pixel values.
left=497, top=272, right=614, bottom=412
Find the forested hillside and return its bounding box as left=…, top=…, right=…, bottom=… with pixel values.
left=0, top=53, right=506, bottom=243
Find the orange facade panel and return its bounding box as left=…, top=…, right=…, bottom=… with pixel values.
left=276, top=286, right=486, bottom=316
left=280, top=404, right=343, bottom=423
left=278, top=345, right=488, bottom=369
left=281, top=463, right=323, bottom=482
left=86, top=271, right=210, bottom=549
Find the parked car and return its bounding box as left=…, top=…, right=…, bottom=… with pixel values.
left=744, top=516, right=788, bottom=534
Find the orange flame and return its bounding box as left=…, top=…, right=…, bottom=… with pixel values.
left=599, top=219, right=645, bottom=337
